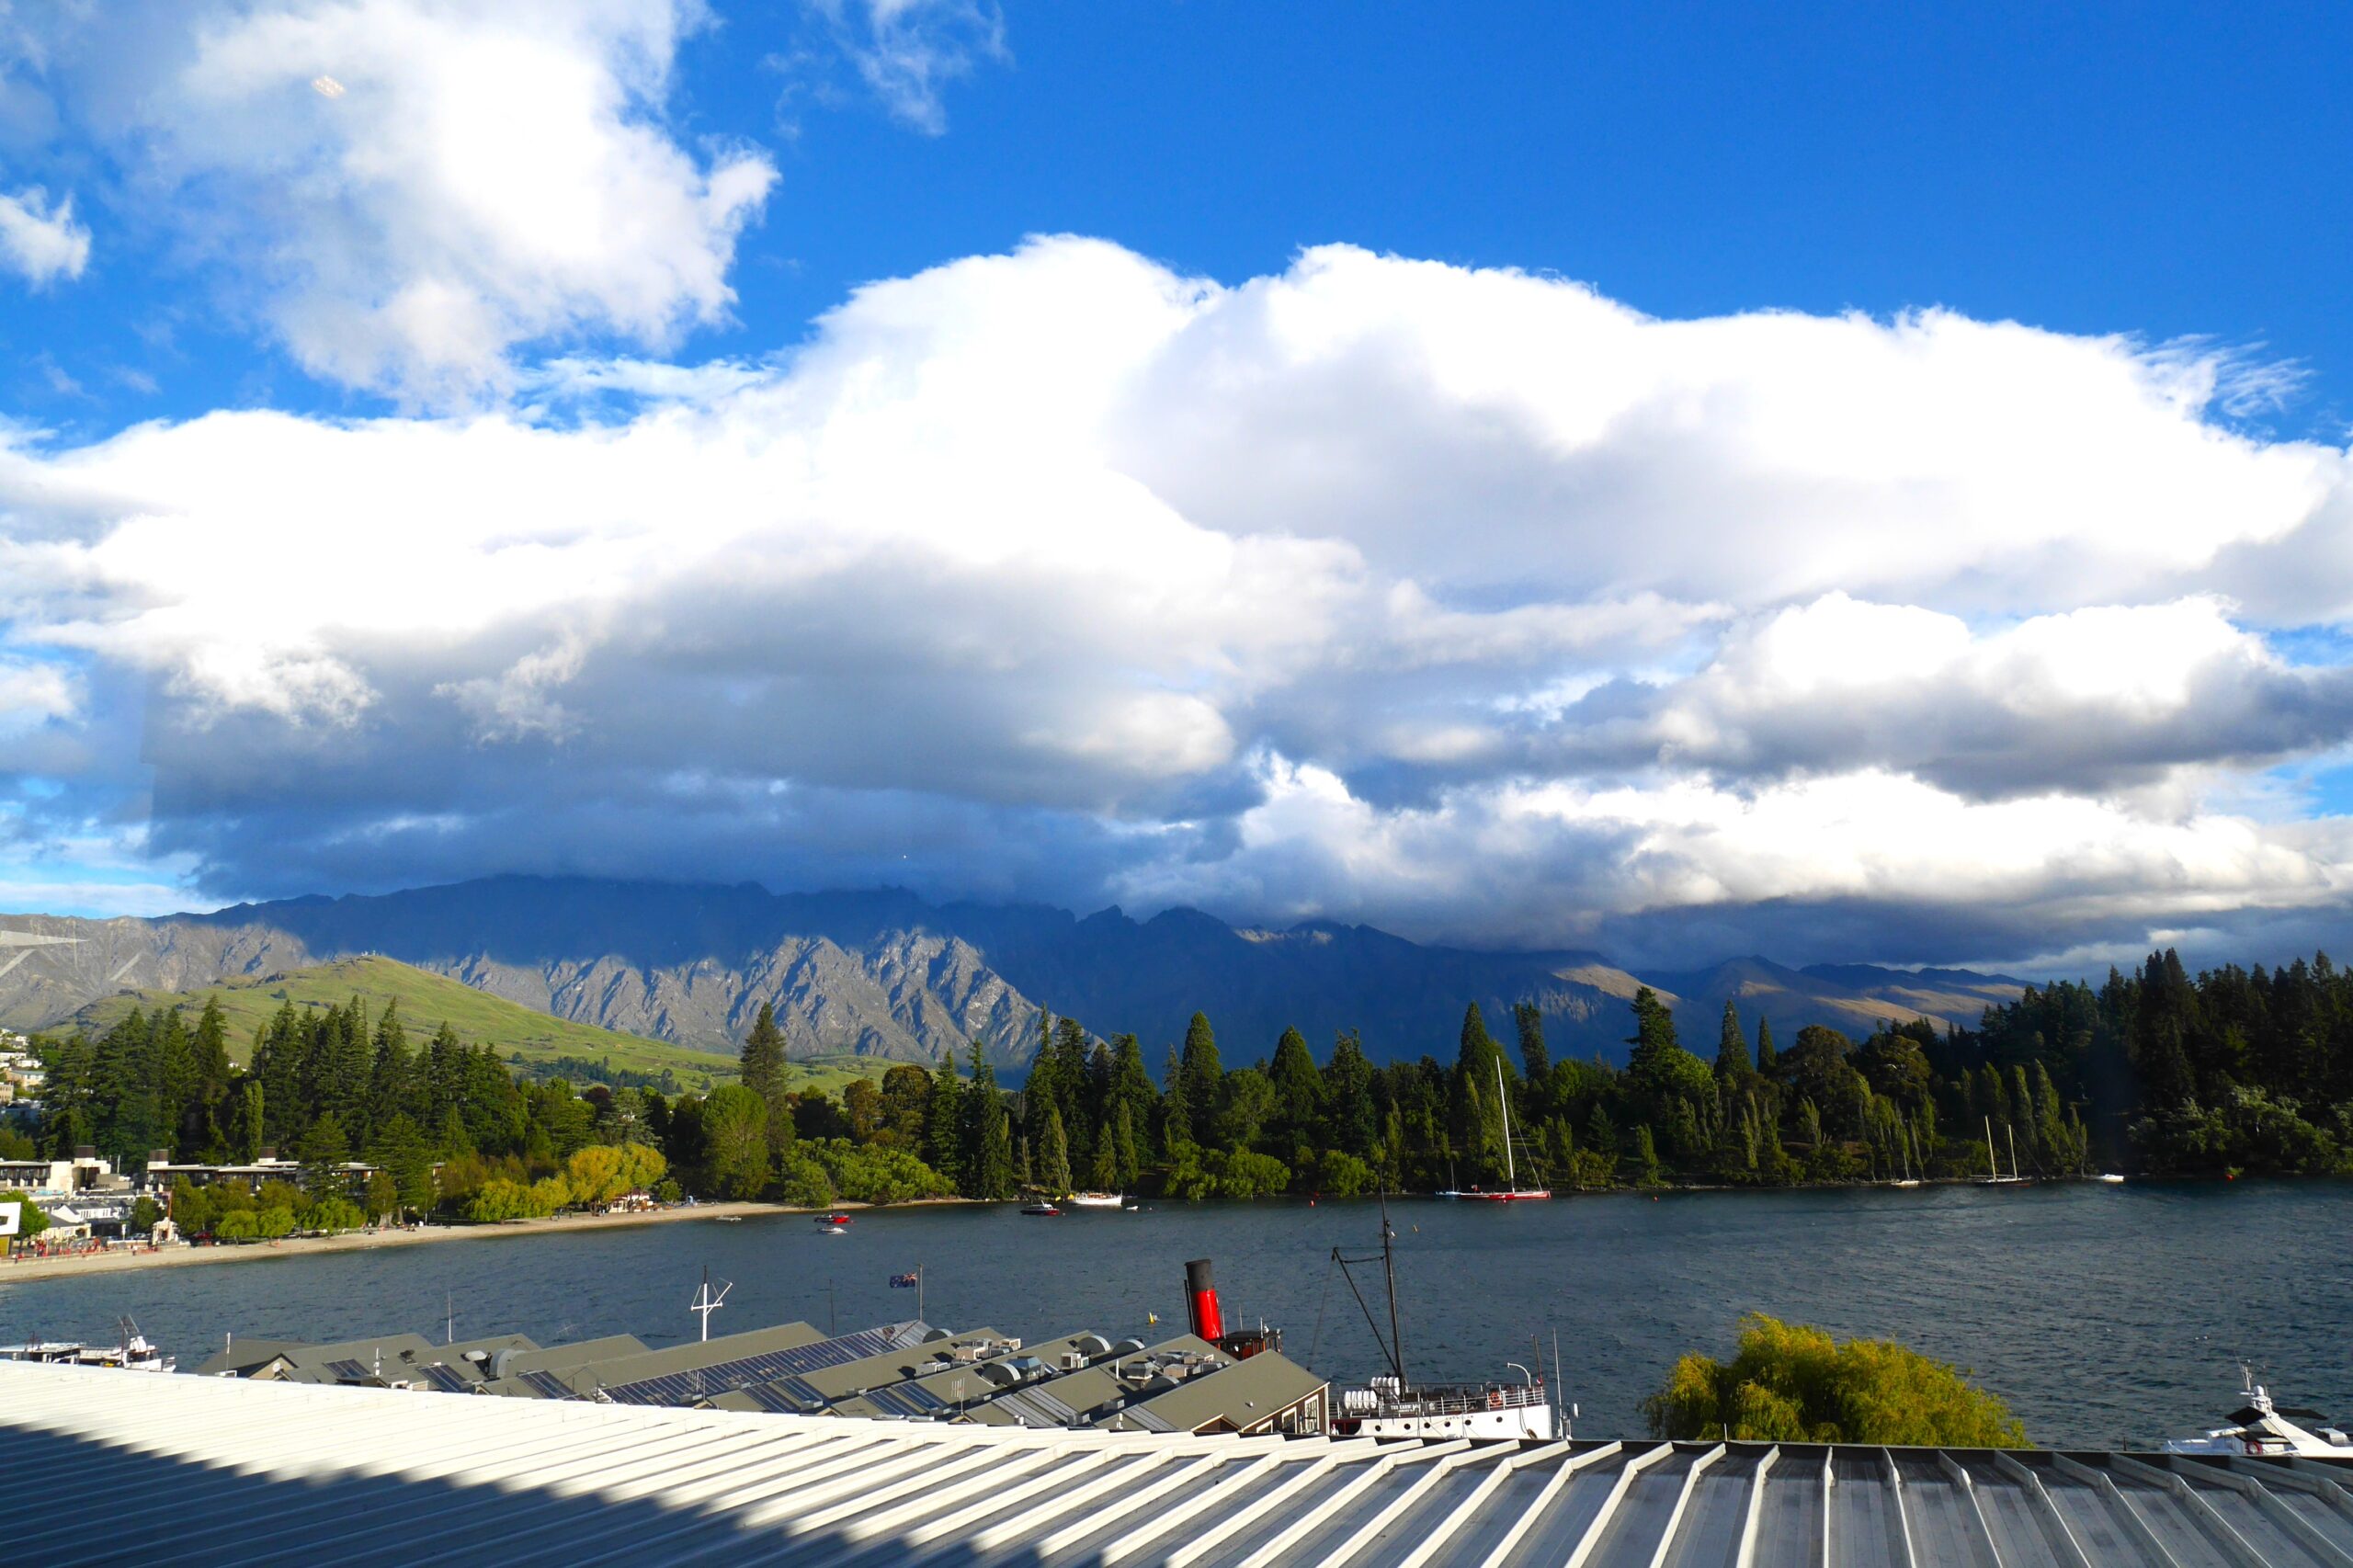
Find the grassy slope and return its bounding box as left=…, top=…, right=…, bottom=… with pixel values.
left=74, top=955, right=892, bottom=1096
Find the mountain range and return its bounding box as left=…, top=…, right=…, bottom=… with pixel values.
left=0, top=876, right=2027, bottom=1069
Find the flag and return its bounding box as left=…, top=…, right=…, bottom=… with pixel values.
left=889, top=1272, right=919, bottom=1289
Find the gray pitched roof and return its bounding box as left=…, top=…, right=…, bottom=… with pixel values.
left=10, top=1358, right=2339, bottom=1566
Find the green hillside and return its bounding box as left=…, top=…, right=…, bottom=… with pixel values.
left=73, top=955, right=891, bottom=1096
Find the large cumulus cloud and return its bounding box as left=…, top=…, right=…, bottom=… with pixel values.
left=6, top=234, right=2353, bottom=966
left=7, top=0, right=775, bottom=401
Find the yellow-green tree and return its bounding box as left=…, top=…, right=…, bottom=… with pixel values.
left=1643, top=1313, right=2028, bottom=1448
left=566, top=1144, right=623, bottom=1205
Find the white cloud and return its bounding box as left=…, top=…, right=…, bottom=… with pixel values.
left=0, top=185, right=90, bottom=285
left=0, top=656, right=78, bottom=733
left=23, top=0, right=775, bottom=401
left=4, top=235, right=2353, bottom=961
left=798, top=0, right=1006, bottom=134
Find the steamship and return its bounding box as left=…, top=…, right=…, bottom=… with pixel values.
left=1321, top=1201, right=1561, bottom=1441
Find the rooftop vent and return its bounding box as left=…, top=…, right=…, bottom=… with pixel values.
left=1071, top=1334, right=1113, bottom=1360
left=1110, top=1338, right=1147, bottom=1358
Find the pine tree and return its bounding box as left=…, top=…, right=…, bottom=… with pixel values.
left=369, top=1113, right=435, bottom=1219
left=1324, top=1029, right=1378, bottom=1157
left=739, top=1003, right=793, bottom=1165
left=300, top=1112, right=350, bottom=1198
left=1755, top=1017, right=1779, bottom=1079
left=1267, top=1027, right=1324, bottom=1150
left=362, top=1002, right=412, bottom=1148
left=925, top=1053, right=965, bottom=1187
left=1051, top=1016, right=1091, bottom=1168
left=961, top=1041, right=1017, bottom=1199
left=190, top=998, right=233, bottom=1154
left=1160, top=1044, right=1193, bottom=1147
left=1088, top=1117, right=1119, bottom=1190
left=255, top=1004, right=305, bottom=1150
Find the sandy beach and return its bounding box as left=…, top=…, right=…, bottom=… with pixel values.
left=0, top=1199, right=897, bottom=1284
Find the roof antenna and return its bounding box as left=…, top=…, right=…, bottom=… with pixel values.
left=690, top=1266, right=733, bottom=1343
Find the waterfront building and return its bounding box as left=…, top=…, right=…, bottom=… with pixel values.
left=198, top=1310, right=1331, bottom=1437
left=0, top=1151, right=118, bottom=1199
left=146, top=1153, right=379, bottom=1198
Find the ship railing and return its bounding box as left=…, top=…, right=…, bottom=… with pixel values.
left=1370, top=1381, right=1548, bottom=1417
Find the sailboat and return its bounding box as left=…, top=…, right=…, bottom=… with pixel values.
left=1437, top=1061, right=1552, bottom=1199
left=1979, top=1117, right=2028, bottom=1185
left=1326, top=1197, right=1561, bottom=1440
left=1891, top=1125, right=1922, bottom=1187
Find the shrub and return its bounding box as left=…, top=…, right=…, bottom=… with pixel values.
left=1643, top=1312, right=2028, bottom=1448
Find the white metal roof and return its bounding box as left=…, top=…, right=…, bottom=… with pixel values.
left=6, top=1358, right=2353, bottom=1565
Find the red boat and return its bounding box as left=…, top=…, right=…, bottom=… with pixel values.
left=813, top=1213, right=853, bottom=1225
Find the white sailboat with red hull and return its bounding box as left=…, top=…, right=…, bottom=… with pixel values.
left=1437, top=1060, right=1552, bottom=1199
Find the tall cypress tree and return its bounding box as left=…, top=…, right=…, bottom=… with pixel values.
left=1178, top=1013, right=1222, bottom=1120
left=1512, top=1002, right=1551, bottom=1080
left=1715, top=1000, right=1753, bottom=1081
left=190, top=998, right=233, bottom=1155
left=1754, top=1017, right=1779, bottom=1079
left=1452, top=1003, right=1509, bottom=1181
left=1039, top=1106, right=1074, bottom=1195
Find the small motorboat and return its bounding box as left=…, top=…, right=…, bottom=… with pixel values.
left=813, top=1212, right=853, bottom=1225
left=1020, top=1202, right=1063, bottom=1217
left=2165, top=1372, right=2352, bottom=1457
left=1066, top=1191, right=1124, bottom=1210
left=1, top=1318, right=174, bottom=1373
left=2095, top=1173, right=2126, bottom=1184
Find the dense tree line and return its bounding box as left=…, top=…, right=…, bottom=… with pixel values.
left=13, top=946, right=2351, bottom=1221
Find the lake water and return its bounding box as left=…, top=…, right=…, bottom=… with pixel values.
left=6, top=1181, right=2348, bottom=1448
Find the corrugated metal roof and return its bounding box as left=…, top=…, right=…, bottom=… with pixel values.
left=6, top=1359, right=2352, bottom=1566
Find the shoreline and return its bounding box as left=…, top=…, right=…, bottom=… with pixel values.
left=0, top=1173, right=2270, bottom=1287
left=0, top=1198, right=972, bottom=1285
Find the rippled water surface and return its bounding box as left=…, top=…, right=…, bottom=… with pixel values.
left=8, top=1180, right=2349, bottom=1447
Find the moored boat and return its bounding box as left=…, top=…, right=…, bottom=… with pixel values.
left=1065, top=1191, right=1124, bottom=1209
left=1, top=1318, right=174, bottom=1373
left=1435, top=1061, right=1551, bottom=1200
left=2164, top=1372, right=2352, bottom=1457
left=1020, top=1201, right=1062, bottom=1216
left=1324, top=1198, right=1562, bottom=1441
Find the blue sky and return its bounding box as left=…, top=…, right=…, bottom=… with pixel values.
left=4, top=1, right=2353, bottom=971
left=14, top=2, right=2352, bottom=440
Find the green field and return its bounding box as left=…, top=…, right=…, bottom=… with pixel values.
left=74, top=955, right=894, bottom=1096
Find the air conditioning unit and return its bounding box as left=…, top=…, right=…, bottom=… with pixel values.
left=1059, top=1351, right=1087, bottom=1371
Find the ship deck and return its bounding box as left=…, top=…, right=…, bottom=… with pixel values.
left=6, top=1358, right=2351, bottom=1566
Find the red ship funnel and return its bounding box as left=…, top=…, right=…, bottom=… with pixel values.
left=1184, top=1257, right=1224, bottom=1342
